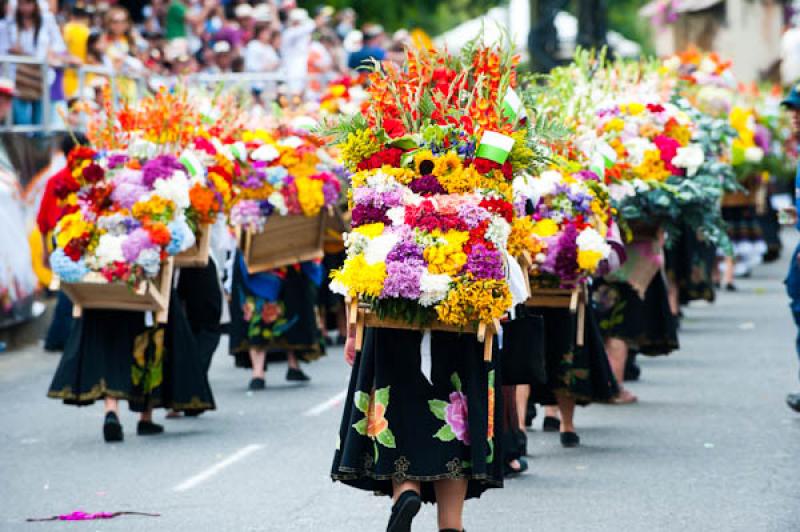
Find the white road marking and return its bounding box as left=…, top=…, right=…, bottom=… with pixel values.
left=172, top=444, right=264, bottom=492
left=303, top=389, right=347, bottom=417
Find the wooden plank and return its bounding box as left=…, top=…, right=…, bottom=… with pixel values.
left=174, top=223, right=211, bottom=268
left=242, top=214, right=326, bottom=273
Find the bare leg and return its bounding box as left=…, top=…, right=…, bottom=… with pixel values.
left=392, top=480, right=421, bottom=502
left=249, top=347, right=266, bottom=379
left=139, top=409, right=153, bottom=423
left=515, top=384, right=530, bottom=430
left=104, top=397, right=119, bottom=415
left=606, top=337, right=637, bottom=403
left=555, top=392, right=576, bottom=433
left=287, top=351, right=300, bottom=370
left=667, top=278, right=679, bottom=316
left=722, top=256, right=735, bottom=286
left=434, top=479, right=468, bottom=531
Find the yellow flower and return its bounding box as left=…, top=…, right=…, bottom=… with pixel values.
left=634, top=150, right=671, bottom=182
left=438, top=166, right=481, bottom=194
left=296, top=176, right=325, bottom=216
left=339, top=129, right=380, bottom=171
left=577, top=249, right=603, bottom=271
left=354, top=223, right=385, bottom=239
left=413, top=149, right=436, bottom=175
left=433, top=151, right=463, bottom=177
left=604, top=117, right=625, bottom=133
left=532, top=219, right=559, bottom=238
left=424, top=235, right=468, bottom=276
left=508, top=218, right=536, bottom=257
left=380, top=166, right=415, bottom=185
left=242, top=129, right=274, bottom=144
left=622, top=102, right=645, bottom=116
left=435, top=278, right=511, bottom=326
left=55, top=211, right=92, bottom=249
left=331, top=255, right=386, bottom=298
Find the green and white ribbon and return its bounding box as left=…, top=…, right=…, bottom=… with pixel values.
left=589, top=141, right=618, bottom=178
left=501, top=88, right=527, bottom=123
left=475, top=130, right=515, bottom=164
left=180, top=150, right=203, bottom=178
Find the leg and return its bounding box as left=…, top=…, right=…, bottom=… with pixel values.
left=286, top=351, right=310, bottom=381
left=555, top=391, right=576, bottom=433
left=137, top=408, right=164, bottom=436
left=722, top=255, right=735, bottom=289
left=544, top=405, right=560, bottom=420
left=515, top=384, right=530, bottom=431
left=667, top=278, right=679, bottom=316
left=392, top=480, right=421, bottom=502
left=104, top=396, right=119, bottom=415
left=250, top=347, right=266, bottom=380
left=287, top=351, right=300, bottom=370
left=606, top=337, right=637, bottom=403
left=434, top=479, right=468, bottom=531
left=102, top=397, right=123, bottom=442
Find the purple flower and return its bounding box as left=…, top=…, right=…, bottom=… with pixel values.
left=107, top=154, right=129, bottom=169
left=456, top=141, right=476, bottom=159
left=445, top=391, right=470, bottom=444
left=465, top=244, right=504, bottom=280
left=122, top=228, right=156, bottom=262
left=386, top=241, right=424, bottom=263
left=351, top=204, right=391, bottom=227
left=322, top=181, right=340, bottom=205
left=576, top=170, right=600, bottom=182
left=141, top=155, right=184, bottom=187
left=754, top=124, right=771, bottom=153
left=353, top=188, right=402, bottom=209
left=381, top=262, right=423, bottom=299
left=408, top=175, right=446, bottom=196
left=542, top=224, right=579, bottom=285
left=458, top=203, right=491, bottom=229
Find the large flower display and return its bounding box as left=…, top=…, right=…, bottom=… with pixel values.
left=325, top=43, right=544, bottom=327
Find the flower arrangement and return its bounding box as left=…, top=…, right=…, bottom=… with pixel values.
left=50, top=146, right=197, bottom=285
left=229, top=126, right=343, bottom=231
left=324, top=42, right=545, bottom=328
left=319, top=74, right=369, bottom=116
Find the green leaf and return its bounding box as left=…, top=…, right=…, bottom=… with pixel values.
left=377, top=428, right=396, bottom=448
left=389, top=136, right=418, bottom=150
left=488, top=370, right=495, bottom=388
left=354, top=391, right=370, bottom=414
left=374, top=386, right=390, bottom=407
left=450, top=372, right=462, bottom=392
left=487, top=439, right=495, bottom=464
left=428, top=399, right=448, bottom=421
left=434, top=424, right=456, bottom=442
left=353, top=418, right=368, bottom=436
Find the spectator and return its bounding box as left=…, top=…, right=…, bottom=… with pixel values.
left=165, top=0, right=189, bottom=40
left=281, top=7, right=315, bottom=95
left=206, top=39, right=235, bottom=74
left=233, top=3, right=255, bottom=44
left=0, top=0, right=66, bottom=126
left=335, top=7, right=356, bottom=41
left=347, top=24, right=385, bottom=70
left=62, top=5, right=90, bottom=99
left=307, top=30, right=336, bottom=97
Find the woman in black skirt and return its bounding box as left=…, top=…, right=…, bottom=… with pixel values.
left=228, top=252, right=325, bottom=390
left=47, top=293, right=216, bottom=442
left=332, top=327, right=502, bottom=532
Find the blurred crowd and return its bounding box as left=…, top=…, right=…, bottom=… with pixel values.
left=0, top=0, right=416, bottom=126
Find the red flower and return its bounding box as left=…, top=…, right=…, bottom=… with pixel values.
left=146, top=223, right=171, bottom=246
left=479, top=198, right=514, bottom=223
left=82, top=163, right=105, bottom=184
left=472, top=157, right=500, bottom=175
left=647, top=103, right=665, bottom=113
left=501, top=161, right=513, bottom=181
left=653, top=134, right=684, bottom=176
left=52, top=168, right=80, bottom=199
left=194, top=137, right=217, bottom=155
left=356, top=147, right=404, bottom=171
left=382, top=118, right=406, bottom=139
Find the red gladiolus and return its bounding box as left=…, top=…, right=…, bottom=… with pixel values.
left=472, top=157, right=500, bottom=175
left=382, top=118, right=406, bottom=138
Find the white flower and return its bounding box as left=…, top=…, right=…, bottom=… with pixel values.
left=663, top=56, right=681, bottom=72
left=672, top=145, right=705, bottom=176
left=745, top=146, right=764, bottom=163
left=329, top=277, right=349, bottom=297
left=623, top=138, right=655, bottom=167
left=128, top=138, right=159, bottom=159
left=576, top=227, right=611, bottom=258
left=94, top=233, right=125, bottom=267
left=364, top=233, right=399, bottom=265
left=699, top=57, right=717, bottom=74
left=419, top=272, right=452, bottom=307
left=268, top=191, right=288, bottom=215
left=153, top=170, right=191, bottom=210
left=291, top=116, right=317, bottom=131
left=250, top=144, right=280, bottom=163
left=632, top=179, right=651, bottom=192
left=608, top=181, right=636, bottom=202
left=485, top=217, right=511, bottom=249
left=278, top=136, right=303, bottom=149
left=386, top=207, right=405, bottom=226
left=344, top=232, right=369, bottom=255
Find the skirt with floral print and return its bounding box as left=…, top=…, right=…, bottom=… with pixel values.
left=593, top=274, right=679, bottom=356
left=331, top=328, right=503, bottom=503
left=228, top=262, right=324, bottom=367
left=666, top=225, right=716, bottom=304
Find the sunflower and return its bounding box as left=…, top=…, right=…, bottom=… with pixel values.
left=413, top=149, right=436, bottom=176
left=433, top=151, right=463, bottom=177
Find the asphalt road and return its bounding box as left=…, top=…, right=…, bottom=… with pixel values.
left=2, top=245, right=800, bottom=532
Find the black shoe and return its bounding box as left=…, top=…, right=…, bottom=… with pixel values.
left=504, top=457, right=529, bottom=477
left=286, top=367, right=310, bottom=382
left=103, top=412, right=123, bottom=443
left=542, top=416, right=560, bottom=432
left=248, top=377, right=266, bottom=391
left=560, top=431, right=580, bottom=448
left=387, top=490, right=421, bottom=532
left=725, top=283, right=737, bottom=292
left=136, top=420, right=164, bottom=436
left=525, top=403, right=537, bottom=428
left=440, top=529, right=465, bottom=532
left=787, top=393, right=800, bottom=413
left=624, top=361, right=641, bottom=382
left=184, top=409, right=203, bottom=417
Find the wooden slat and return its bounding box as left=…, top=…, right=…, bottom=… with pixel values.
left=174, top=223, right=211, bottom=268
left=242, top=214, right=326, bottom=273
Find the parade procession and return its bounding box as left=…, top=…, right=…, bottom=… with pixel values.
left=1, top=0, right=800, bottom=530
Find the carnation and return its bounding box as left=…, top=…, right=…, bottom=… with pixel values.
left=141, top=155, right=185, bottom=188
left=364, top=233, right=400, bottom=265
left=251, top=144, right=280, bottom=162
left=95, top=233, right=126, bottom=267
left=576, top=227, right=611, bottom=257
left=419, top=272, right=452, bottom=307
left=381, top=261, right=423, bottom=299
left=485, top=217, right=511, bottom=249
left=672, top=145, right=705, bottom=177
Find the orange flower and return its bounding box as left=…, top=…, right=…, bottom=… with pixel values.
left=487, top=386, right=495, bottom=439
left=146, top=223, right=171, bottom=246
left=367, top=394, right=389, bottom=438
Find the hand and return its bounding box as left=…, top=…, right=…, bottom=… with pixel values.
left=344, top=335, right=356, bottom=366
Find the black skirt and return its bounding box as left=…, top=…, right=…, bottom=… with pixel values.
left=665, top=226, right=716, bottom=304
left=593, top=274, right=679, bottom=356
left=331, top=328, right=503, bottom=503
left=228, top=256, right=325, bottom=368
left=176, top=260, right=223, bottom=374
left=529, top=303, right=619, bottom=406
left=47, top=293, right=216, bottom=412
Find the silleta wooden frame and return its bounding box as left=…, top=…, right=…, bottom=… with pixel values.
left=174, top=223, right=211, bottom=268
left=240, top=213, right=326, bottom=274
left=56, top=258, right=174, bottom=323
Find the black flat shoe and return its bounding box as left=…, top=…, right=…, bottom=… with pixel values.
left=787, top=393, right=800, bottom=413
left=103, top=412, right=123, bottom=443
left=248, top=377, right=266, bottom=391
left=504, top=457, right=529, bottom=477
left=184, top=409, right=203, bottom=417
left=137, top=421, right=164, bottom=436
left=560, top=431, right=580, bottom=448
left=440, top=529, right=465, bottom=532
left=387, top=490, right=421, bottom=532
left=542, top=416, right=560, bottom=432
left=286, top=367, right=310, bottom=382
left=725, top=283, right=737, bottom=292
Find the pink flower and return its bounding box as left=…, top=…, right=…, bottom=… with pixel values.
left=445, top=391, right=470, bottom=445
left=653, top=135, right=684, bottom=176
